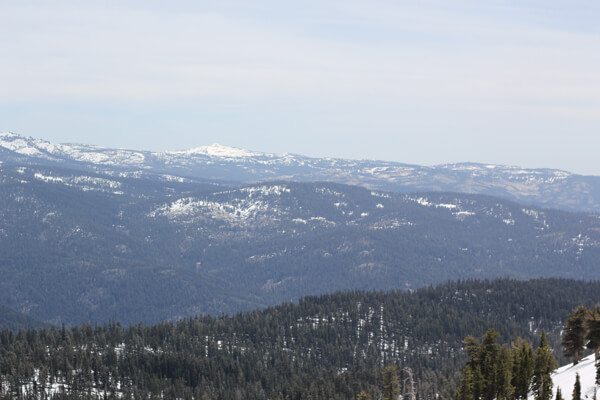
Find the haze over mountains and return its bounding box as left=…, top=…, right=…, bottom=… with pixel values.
left=2, top=132, right=600, bottom=213
left=1, top=132, right=600, bottom=325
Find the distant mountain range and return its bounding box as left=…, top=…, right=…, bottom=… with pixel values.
left=2, top=132, right=600, bottom=213
left=0, top=151, right=599, bottom=324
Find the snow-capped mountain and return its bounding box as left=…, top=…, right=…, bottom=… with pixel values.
left=2, top=132, right=600, bottom=213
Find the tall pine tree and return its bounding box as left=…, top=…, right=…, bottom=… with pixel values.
left=555, top=387, right=564, bottom=400
left=532, top=331, right=558, bottom=400
left=481, top=329, right=502, bottom=400
left=382, top=364, right=400, bottom=400
left=455, top=366, right=476, bottom=400
left=512, top=337, right=534, bottom=400
left=586, top=307, right=600, bottom=360
left=572, top=373, right=581, bottom=400
left=562, top=306, right=588, bottom=365
left=497, top=346, right=514, bottom=400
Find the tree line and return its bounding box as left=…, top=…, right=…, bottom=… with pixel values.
left=453, top=305, right=600, bottom=400
left=1, top=279, right=600, bottom=399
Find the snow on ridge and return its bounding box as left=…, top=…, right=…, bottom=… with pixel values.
left=151, top=197, right=276, bottom=224
left=33, top=172, right=122, bottom=191
left=0, top=133, right=47, bottom=157
left=0, top=132, right=578, bottom=189
left=544, top=354, right=599, bottom=400
left=238, top=185, right=291, bottom=196
left=371, top=191, right=391, bottom=199
left=0, top=132, right=147, bottom=166
left=407, top=196, right=477, bottom=220
left=409, top=196, right=457, bottom=209
left=212, top=184, right=291, bottom=197
left=168, top=143, right=262, bottom=158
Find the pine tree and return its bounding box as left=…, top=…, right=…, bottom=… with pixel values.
left=481, top=329, right=501, bottom=400
left=464, top=335, right=484, bottom=400
left=497, top=346, right=514, bottom=400
left=555, top=387, right=563, bottom=400
left=512, top=337, right=534, bottom=400
left=356, top=391, right=372, bottom=400
left=455, top=366, right=475, bottom=400
left=382, top=364, right=400, bottom=400
left=586, top=307, right=600, bottom=360
left=562, top=306, right=588, bottom=365
left=532, top=331, right=558, bottom=400
left=572, top=373, right=581, bottom=400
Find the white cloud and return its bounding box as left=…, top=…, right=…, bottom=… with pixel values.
left=1, top=0, right=599, bottom=118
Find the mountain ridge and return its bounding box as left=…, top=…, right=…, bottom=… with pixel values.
left=1, top=160, right=600, bottom=324
left=0, top=131, right=576, bottom=172
left=1, top=131, right=598, bottom=213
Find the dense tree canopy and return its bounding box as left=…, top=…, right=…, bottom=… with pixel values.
left=1, top=279, right=599, bottom=399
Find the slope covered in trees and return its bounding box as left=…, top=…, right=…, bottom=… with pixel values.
left=2, top=162, right=600, bottom=324
left=0, top=305, right=44, bottom=331
left=1, top=279, right=599, bottom=399
left=453, top=305, right=600, bottom=400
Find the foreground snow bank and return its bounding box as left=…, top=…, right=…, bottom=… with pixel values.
left=551, top=354, right=598, bottom=400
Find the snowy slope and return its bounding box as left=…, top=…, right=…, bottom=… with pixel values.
left=3, top=131, right=600, bottom=213
left=550, top=354, right=598, bottom=400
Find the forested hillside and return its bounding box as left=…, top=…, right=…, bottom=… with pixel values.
left=2, top=161, right=600, bottom=325
left=0, top=306, right=43, bottom=331
left=1, top=279, right=599, bottom=399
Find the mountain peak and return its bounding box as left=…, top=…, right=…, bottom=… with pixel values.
left=0, top=131, right=27, bottom=140
left=171, top=143, right=262, bottom=158
left=0, top=131, right=49, bottom=157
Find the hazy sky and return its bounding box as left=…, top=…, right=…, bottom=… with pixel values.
left=2, top=1, right=600, bottom=174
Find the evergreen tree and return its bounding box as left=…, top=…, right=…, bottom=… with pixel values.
left=572, top=373, right=581, bottom=400
left=562, top=306, right=588, bottom=365
left=356, top=391, right=372, bottom=400
left=464, top=335, right=484, bottom=400
left=512, top=337, right=534, bottom=400
left=382, top=364, right=400, bottom=400
left=532, top=331, right=558, bottom=400
left=480, top=329, right=501, bottom=400
left=455, top=366, right=475, bottom=400
left=586, top=307, right=600, bottom=360
left=555, top=387, right=563, bottom=400
left=497, top=346, right=514, bottom=400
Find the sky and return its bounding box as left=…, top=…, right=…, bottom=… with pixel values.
left=1, top=0, right=600, bottom=174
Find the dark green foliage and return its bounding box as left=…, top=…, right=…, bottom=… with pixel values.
left=562, top=306, right=588, bottom=364
left=0, top=279, right=596, bottom=399
left=356, top=391, right=372, bottom=400
left=586, top=307, right=600, bottom=360
left=498, top=347, right=515, bottom=400
left=512, top=338, right=534, bottom=400
left=456, top=365, right=476, bottom=400
left=382, top=365, right=400, bottom=400
left=532, top=332, right=558, bottom=400
left=455, top=331, right=558, bottom=400
left=572, top=373, right=581, bottom=400
left=555, top=387, right=564, bottom=400
left=455, top=330, right=514, bottom=400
